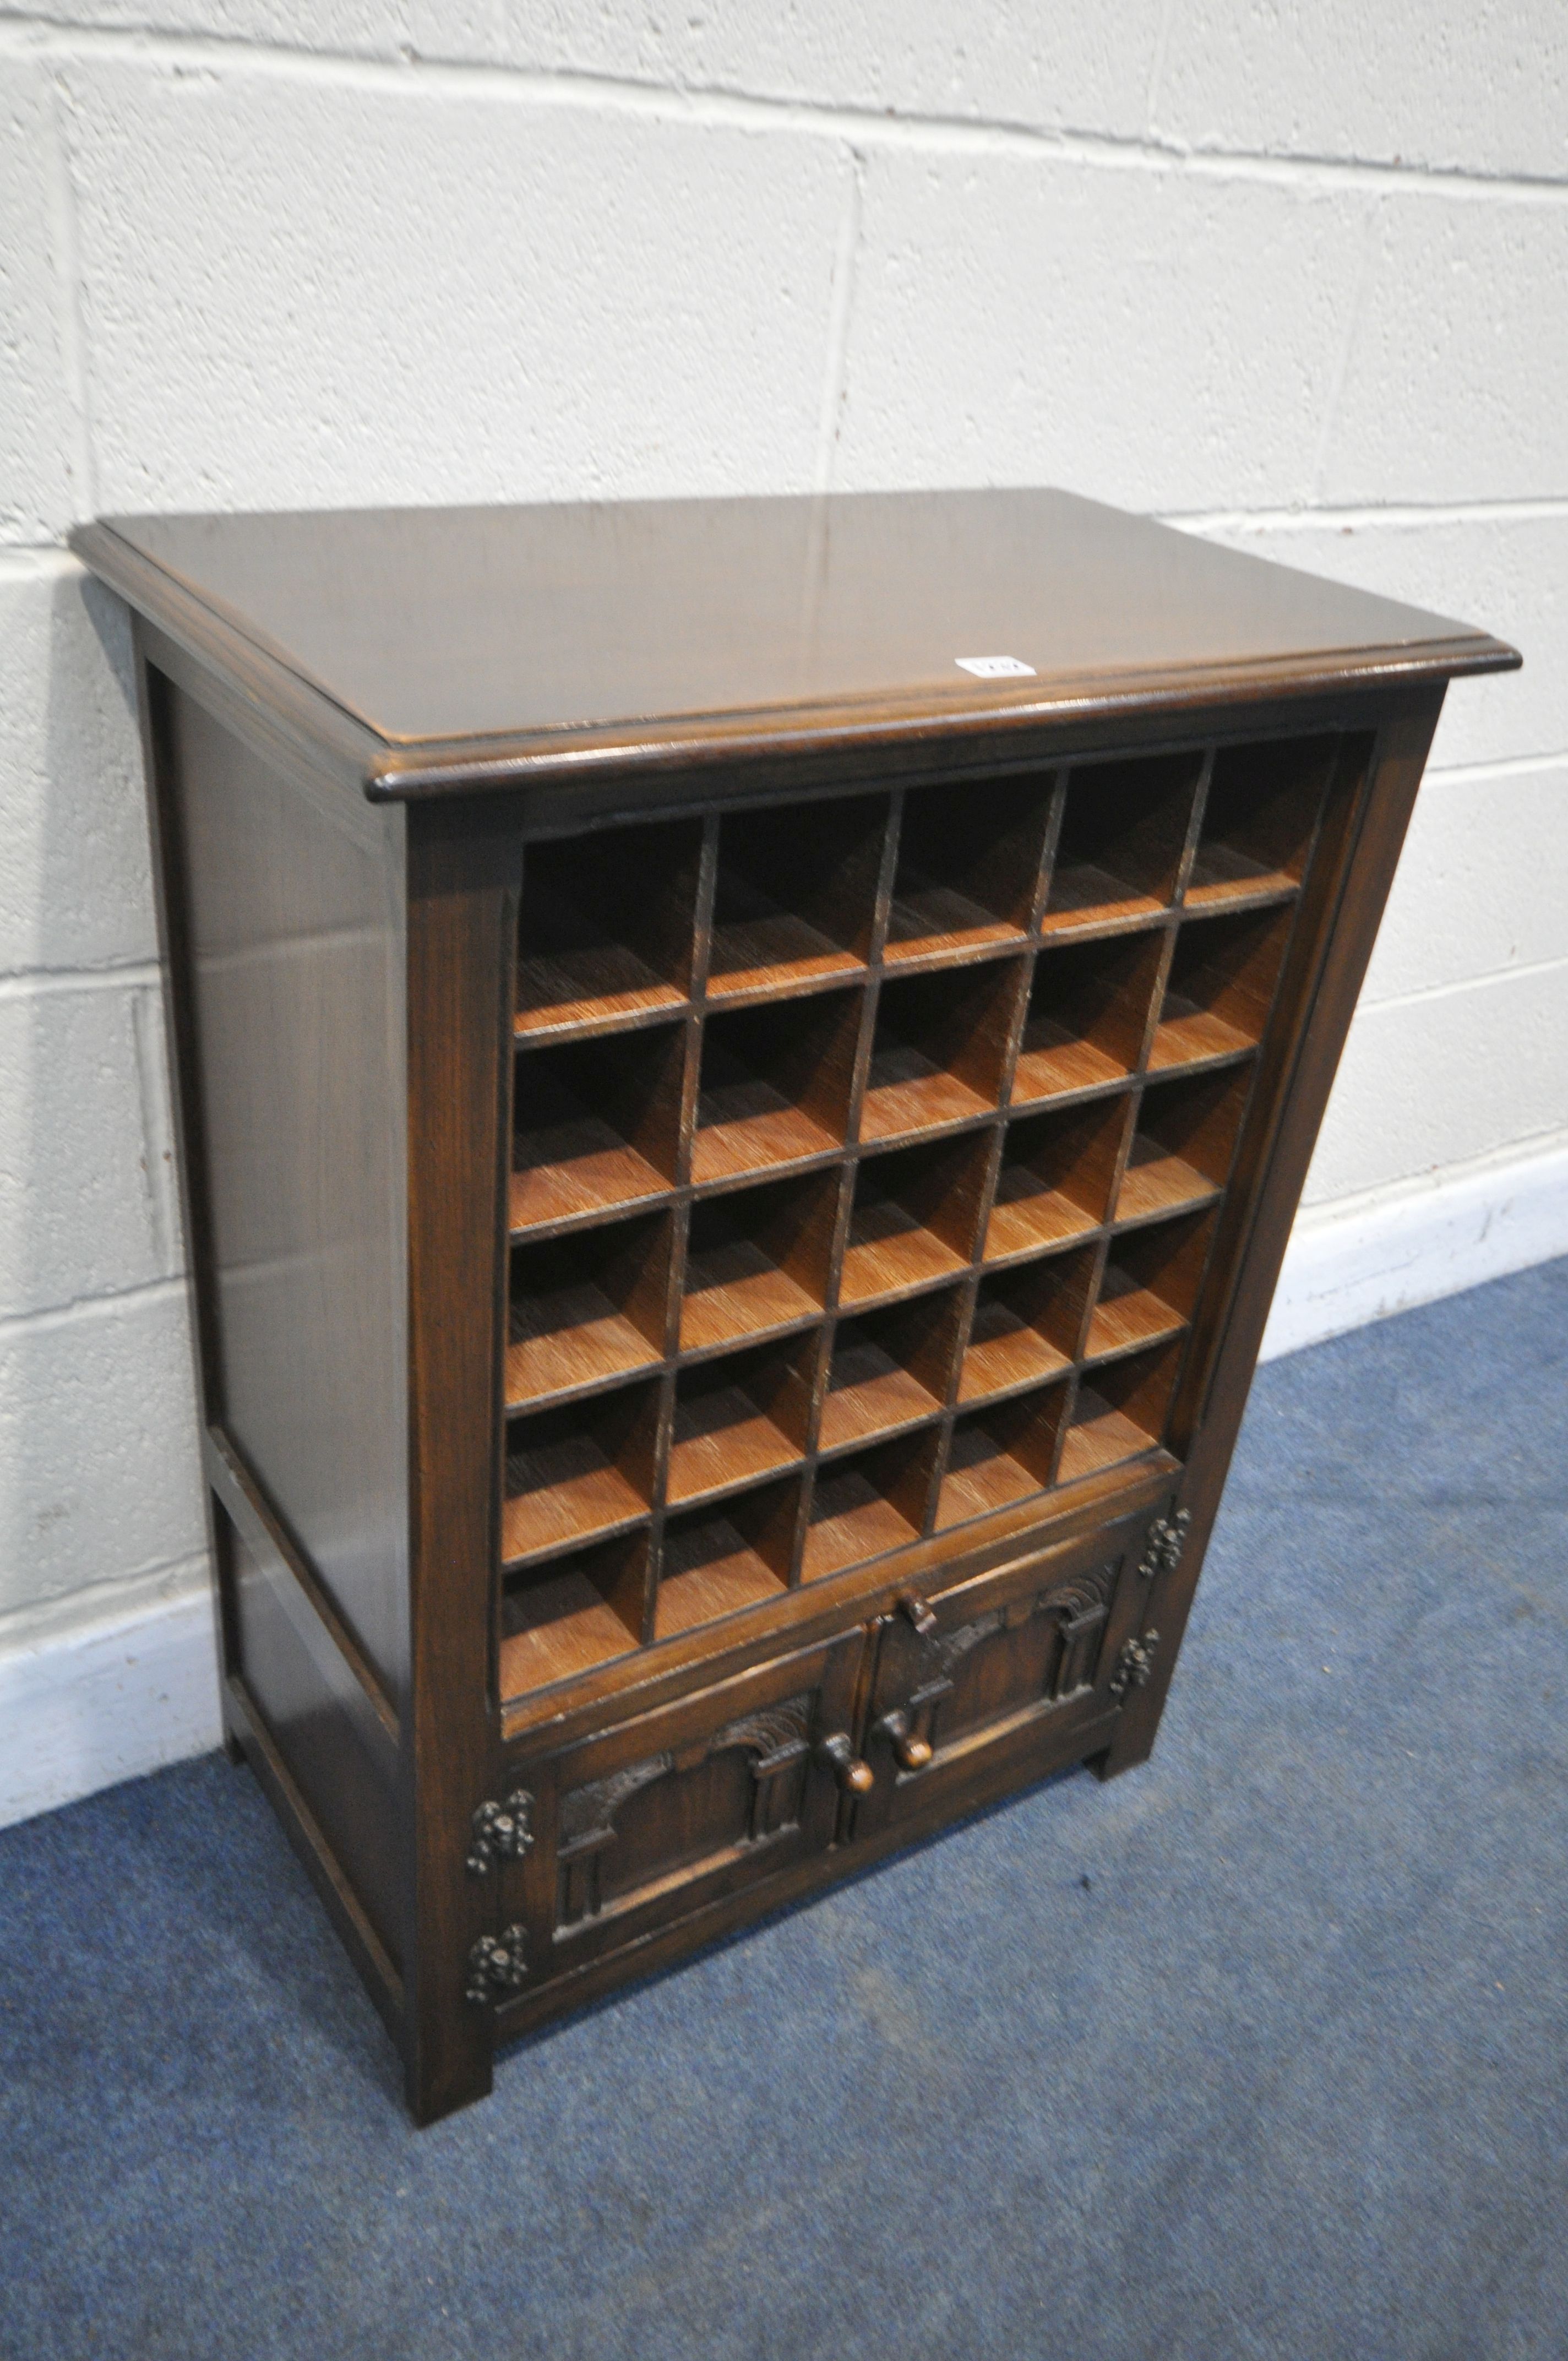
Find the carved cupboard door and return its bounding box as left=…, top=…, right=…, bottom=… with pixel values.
left=854, top=1503, right=1170, bottom=1837
left=518, top=1631, right=865, bottom=1980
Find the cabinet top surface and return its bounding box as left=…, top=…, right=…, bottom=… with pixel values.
left=74, top=488, right=1517, bottom=787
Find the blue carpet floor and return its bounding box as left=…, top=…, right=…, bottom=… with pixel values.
left=2, top=1258, right=1565, bottom=2360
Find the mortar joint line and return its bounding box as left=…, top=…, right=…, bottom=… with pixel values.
left=40, top=58, right=97, bottom=522
left=0, top=959, right=164, bottom=1000
left=1166, top=495, right=1568, bottom=531
left=1359, top=948, right=1568, bottom=1019
left=813, top=143, right=864, bottom=498
left=1142, top=0, right=1179, bottom=140
left=3, top=18, right=1568, bottom=202
left=0, top=1271, right=189, bottom=1345
left=1424, top=752, right=1568, bottom=784
left=130, top=984, right=182, bottom=1275
left=1309, top=195, right=1379, bottom=505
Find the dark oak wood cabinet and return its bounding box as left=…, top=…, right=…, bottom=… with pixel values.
left=73, top=488, right=1516, bottom=2125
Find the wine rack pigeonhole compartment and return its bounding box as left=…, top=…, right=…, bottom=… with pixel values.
left=74, top=489, right=1516, bottom=2124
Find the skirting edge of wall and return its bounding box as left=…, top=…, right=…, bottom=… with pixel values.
left=3, top=1131, right=1564, bottom=1832
left=1259, top=1130, right=1568, bottom=1362
left=0, top=1570, right=221, bottom=1832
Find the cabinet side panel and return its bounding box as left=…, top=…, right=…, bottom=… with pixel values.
left=225, top=1510, right=403, bottom=1970
left=159, top=674, right=410, bottom=1700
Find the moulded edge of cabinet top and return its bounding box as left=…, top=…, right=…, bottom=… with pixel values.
left=70, top=488, right=1519, bottom=804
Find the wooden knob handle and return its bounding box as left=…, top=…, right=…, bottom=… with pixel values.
left=817, top=1733, right=874, bottom=1794
left=876, top=1709, right=933, bottom=1771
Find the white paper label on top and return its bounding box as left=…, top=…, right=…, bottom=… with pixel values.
left=955, top=655, right=1036, bottom=679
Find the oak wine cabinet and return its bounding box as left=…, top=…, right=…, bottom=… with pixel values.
left=73, top=489, right=1516, bottom=2124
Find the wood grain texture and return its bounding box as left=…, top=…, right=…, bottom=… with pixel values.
left=515, top=820, right=700, bottom=1038
left=1117, top=1063, right=1252, bottom=1227
left=501, top=1560, right=643, bottom=1694
left=506, top=1293, right=661, bottom=1404
left=1087, top=1212, right=1212, bottom=1361
left=402, top=804, right=519, bottom=2122
left=959, top=1316, right=1071, bottom=1403
left=508, top=1216, right=671, bottom=1406
left=1186, top=732, right=1332, bottom=910
left=802, top=1475, right=922, bottom=1581
left=504, top=1374, right=661, bottom=1565
left=153, top=676, right=411, bottom=1700
left=89, top=484, right=1506, bottom=2128
left=510, top=1024, right=685, bottom=1233
left=1150, top=903, right=1295, bottom=1073
left=1084, top=1279, right=1186, bottom=1359
left=502, top=1455, right=649, bottom=1564
left=1042, top=750, right=1199, bottom=937
left=74, top=495, right=1516, bottom=798
left=654, top=1511, right=793, bottom=1635
left=960, top=1249, right=1096, bottom=1403
left=840, top=1211, right=969, bottom=1304
left=680, top=1174, right=839, bottom=1352
left=819, top=1356, right=940, bottom=1451
left=499, top=1454, right=1173, bottom=1749
left=938, top=1395, right=1064, bottom=1526
left=667, top=1347, right=810, bottom=1504
left=1014, top=927, right=1167, bottom=1107
left=885, top=773, right=1051, bottom=963
left=707, top=792, right=885, bottom=1001
left=841, top=1134, right=993, bottom=1307
left=1058, top=1400, right=1156, bottom=1483
left=862, top=961, right=1023, bottom=1145
left=693, top=990, right=861, bottom=1182
left=986, top=1098, right=1129, bottom=1264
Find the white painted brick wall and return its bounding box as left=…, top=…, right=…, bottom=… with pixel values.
left=835, top=156, right=1366, bottom=511
left=1302, top=962, right=1568, bottom=1206
left=0, top=3, right=1564, bottom=1713
left=0, top=562, right=152, bottom=968
left=59, top=62, right=847, bottom=512
left=1207, top=515, right=1567, bottom=773
left=0, top=978, right=176, bottom=1311
left=0, top=1287, right=204, bottom=1621
left=1363, top=767, right=1568, bottom=1003
left=407, top=3, right=1172, bottom=130
left=1, top=62, right=77, bottom=541
left=1154, top=0, right=1568, bottom=180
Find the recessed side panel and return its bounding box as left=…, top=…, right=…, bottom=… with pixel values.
left=157, top=675, right=410, bottom=1701
left=224, top=1505, right=402, bottom=1971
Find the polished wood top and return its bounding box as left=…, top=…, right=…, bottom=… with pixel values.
left=74, top=489, right=1517, bottom=798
